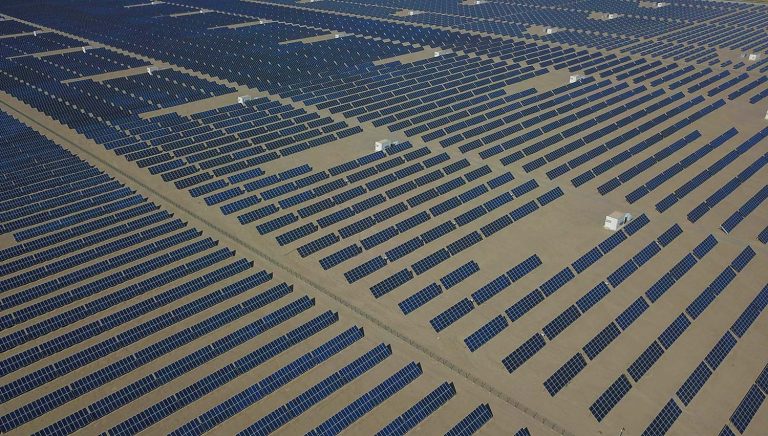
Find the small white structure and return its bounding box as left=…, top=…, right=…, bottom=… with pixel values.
left=33, top=30, right=39, bottom=36
left=147, top=66, right=160, bottom=75
left=748, top=53, right=761, bottom=61
left=408, top=10, right=417, bottom=16
left=375, top=139, right=398, bottom=152
left=764, top=109, right=768, bottom=121
left=656, top=2, right=668, bottom=7
left=434, top=49, right=453, bottom=57
left=569, top=74, right=588, bottom=84
left=604, top=211, right=633, bottom=231
left=238, top=95, right=254, bottom=104
left=81, top=46, right=94, bottom=53
left=607, top=13, right=618, bottom=19
left=545, top=27, right=557, bottom=35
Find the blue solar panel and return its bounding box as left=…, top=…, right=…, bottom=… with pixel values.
left=590, top=375, right=632, bottom=422
left=599, top=231, right=627, bottom=253
left=544, top=353, right=587, bottom=396
left=731, top=246, right=755, bottom=272
left=577, top=282, right=611, bottom=313
left=502, top=333, right=545, bottom=373
left=537, top=187, right=564, bottom=206
left=447, top=231, right=483, bottom=256
left=440, top=261, right=480, bottom=289
left=371, top=269, right=414, bottom=298
left=643, top=399, right=681, bottom=436
left=507, top=255, right=542, bottom=282
left=540, top=268, right=575, bottom=296
left=616, top=297, right=649, bottom=330
left=377, top=382, right=455, bottom=436
left=445, top=404, right=493, bottom=436
left=731, top=385, right=766, bottom=433
left=412, top=249, right=451, bottom=275
left=628, top=341, right=664, bottom=382
left=509, top=201, right=539, bottom=221
left=572, top=247, right=603, bottom=273
left=677, top=361, right=712, bottom=406
left=506, top=289, right=544, bottom=321
left=658, top=314, right=691, bottom=349
left=430, top=298, right=475, bottom=332
left=472, top=274, right=511, bottom=305
left=344, top=256, right=387, bottom=284
left=622, top=213, right=649, bottom=235
left=464, top=315, right=508, bottom=352
left=657, top=224, right=683, bottom=247
left=583, top=322, right=621, bottom=360
left=543, top=305, right=581, bottom=340
left=607, top=259, right=638, bottom=287
left=646, top=273, right=675, bottom=303
left=399, top=283, right=443, bottom=315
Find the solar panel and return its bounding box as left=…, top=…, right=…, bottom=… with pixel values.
left=730, top=385, right=766, bottom=433
left=616, top=297, right=649, bottom=330
left=643, top=399, right=682, bottom=436
left=543, top=305, right=581, bottom=340
left=399, top=283, right=443, bottom=316
left=540, top=268, right=575, bottom=296
left=501, top=333, right=546, bottom=373
left=412, top=249, right=451, bottom=275
left=677, top=361, right=712, bottom=406
left=572, top=247, right=603, bottom=273
left=589, top=375, right=632, bottom=422
left=607, top=259, right=638, bottom=287
left=658, top=314, right=691, bottom=349
left=576, top=282, right=611, bottom=313
left=628, top=341, right=664, bottom=382
left=731, top=284, right=768, bottom=338
left=445, top=404, right=493, bottom=436
left=657, top=224, right=683, bottom=247
left=507, top=255, right=542, bottom=282
left=537, top=187, right=564, bottom=206
left=622, top=213, right=649, bottom=235
left=446, top=231, right=483, bottom=256
left=431, top=298, right=475, bottom=332
left=371, top=269, right=414, bottom=298
left=599, top=231, right=627, bottom=254
left=344, top=256, right=387, bottom=284
left=509, top=201, right=539, bottom=221
left=440, top=261, right=480, bottom=289
left=544, top=353, right=587, bottom=396
left=731, top=246, right=755, bottom=272
left=646, top=273, right=675, bottom=303
left=377, top=382, right=456, bottom=436
left=309, top=362, right=422, bottom=436
left=464, top=315, right=508, bottom=352
left=583, top=322, right=621, bottom=360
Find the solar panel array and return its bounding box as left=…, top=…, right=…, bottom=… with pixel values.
left=0, top=0, right=767, bottom=434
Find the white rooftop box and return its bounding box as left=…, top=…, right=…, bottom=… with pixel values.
left=375, top=139, right=399, bottom=152
left=238, top=95, right=254, bottom=104
left=569, top=74, right=588, bottom=84
left=434, top=49, right=454, bottom=57
left=604, top=211, right=632, bottom=231
left=748, top=53, right=760, bottom=61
